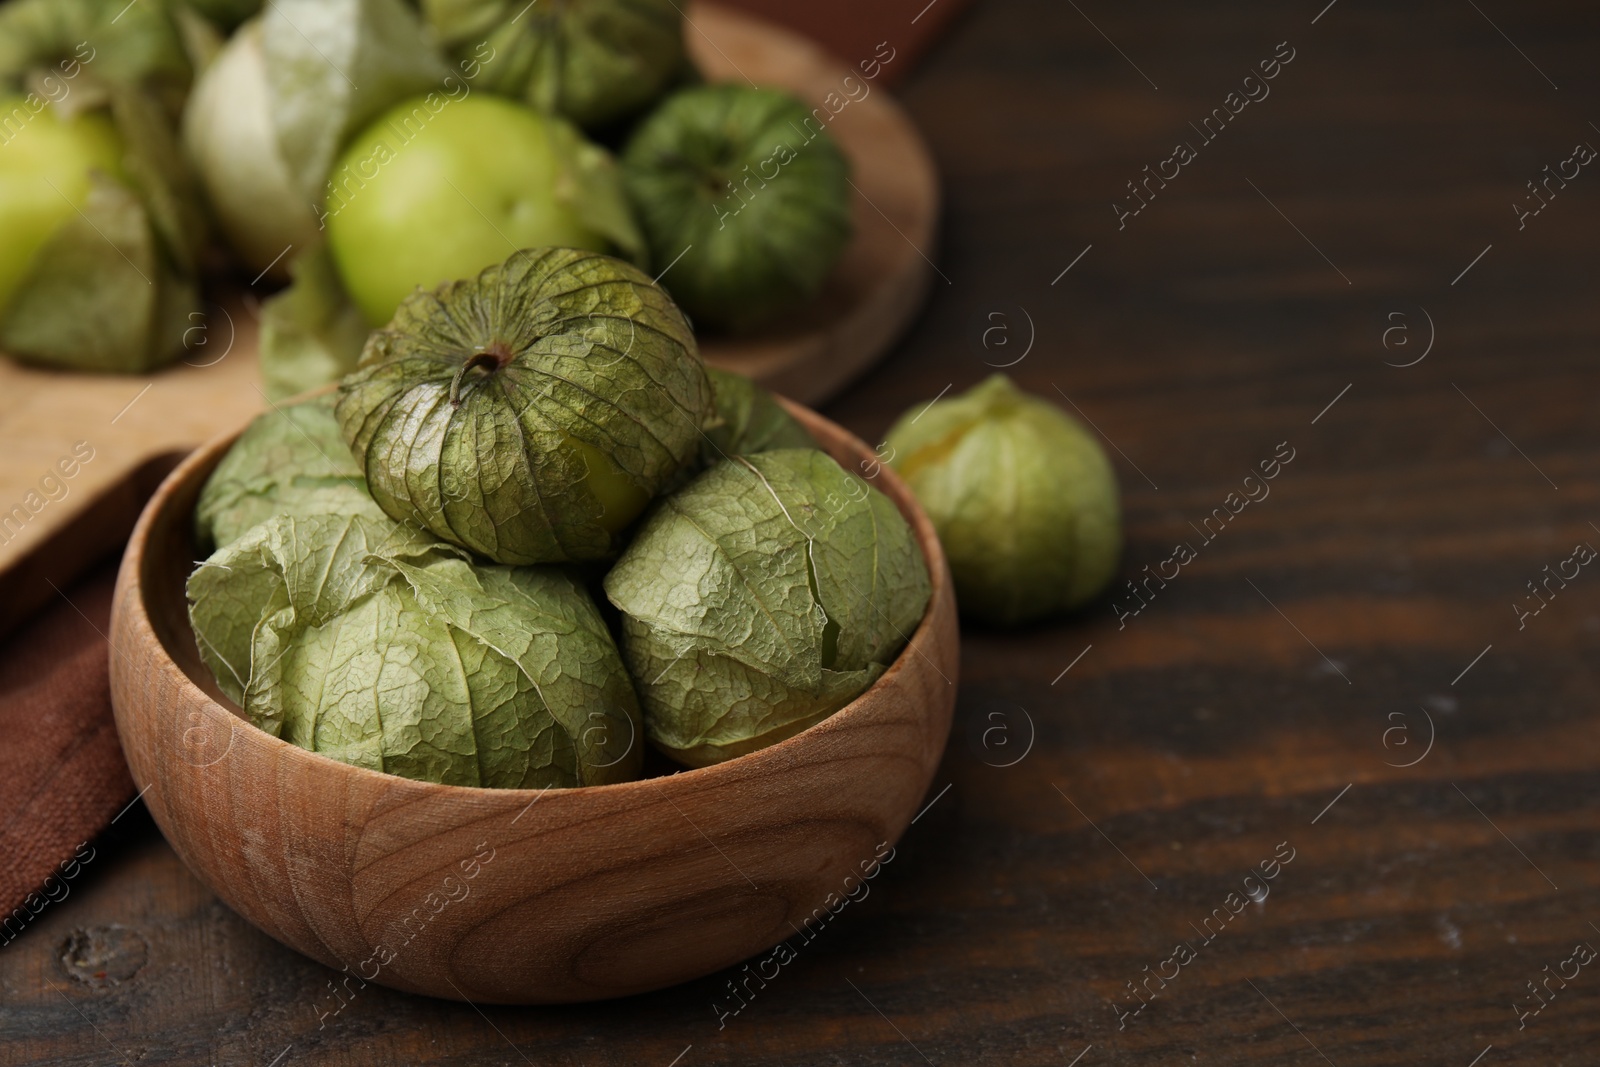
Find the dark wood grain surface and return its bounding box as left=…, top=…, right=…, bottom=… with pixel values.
left=6, top=0, right=1600, bottom=1062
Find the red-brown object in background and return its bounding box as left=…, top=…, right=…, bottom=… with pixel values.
left=716, top=0, right=974, bottom=84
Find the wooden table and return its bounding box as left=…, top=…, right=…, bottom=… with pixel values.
left=7, top=0, right=1600, bottom=1062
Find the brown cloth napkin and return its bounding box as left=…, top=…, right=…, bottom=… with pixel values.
left=0, top=562, right=134, bottom=930
left=0, top=0, right=973, bottom=929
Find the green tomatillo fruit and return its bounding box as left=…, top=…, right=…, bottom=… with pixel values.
left=182, top=1, right=451, bottom=283
left=336, top=247, right=712, bottom=565
left=188, top=509, right=642, bottom=787
left=0, top=90, right=204, bottom=372
left=195, top=393, right=378, bottom=551
left=699, top=366, right=816, bottom=464
left=0, top=97, right=123, bottom=317
left=603, top=448, right=929, bottom=767
left=0, top=0, right=193, bottom=117
left=181, top=19, right=320, bottom=281
left=324, top=92, right=644, bottom=326
left=0, top=0, right=210, bottom=373
left=622, top=84, right=852, bottom=333
left=421, top=0, right=686, bottom=130
left=885, top=374, right=1121, bottom=627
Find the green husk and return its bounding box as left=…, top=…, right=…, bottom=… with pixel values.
left=699, top=366, right=816, bottom=465
left=188, top=509, right=642, bottom=786
left=544, top=113, right=648, bottom=267
left=258, top=244, right=370, bottom=401
left=0, top=1, right=205, bottom=372
left=0, top=171, right=197, bottom=373
left=421, top=0, right=684, bottom=129
left=109, top=87, right=208, bottom=273
left=622, top=85, right=852, bottom=333
left=336, top=247, right=711, bottom=565
left=885, top=374, right=1122, bottom=626
left=604, top=449, right=929, bottom=767
left=0, top=0, right=192, bottom=115
left=194, top=393, right=376, bottom=551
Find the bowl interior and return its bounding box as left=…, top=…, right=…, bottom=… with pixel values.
left=140, top=447, right=235, bottom=710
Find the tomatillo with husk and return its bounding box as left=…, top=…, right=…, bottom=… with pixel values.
left=885, top=374, right=1121, bottom=626
left=604, top=448, right=929, bottom=767
left=336, top=247, right=712, bottom=565
left=195, top=393, right=378, bottom=552
left=188, top=509, right=643, bottom=788
left=698, top=366, right=816, bottom=465
left=421, top=0, right=685, bottom=130
left=621, top=84, right=852, bottom=333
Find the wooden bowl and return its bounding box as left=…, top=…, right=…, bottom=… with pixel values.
left=107, top=401, right=958, bottom=1004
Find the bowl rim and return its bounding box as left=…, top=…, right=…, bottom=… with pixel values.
left=118, top=393, right=954, bottom=802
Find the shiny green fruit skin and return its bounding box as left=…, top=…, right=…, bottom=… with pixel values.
left=886, top=374, right=1121, bottom=626
left=325, top=94, right=612, bottom=326
left=0, top=96, right=123, bottom=316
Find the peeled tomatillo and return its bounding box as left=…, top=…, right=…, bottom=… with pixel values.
left=323, top=93, right=641, bottom=326
left=0, top=96, right=124, bottom=315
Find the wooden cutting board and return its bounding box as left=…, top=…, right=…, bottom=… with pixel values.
left=0, top=1, right=939, bottom=598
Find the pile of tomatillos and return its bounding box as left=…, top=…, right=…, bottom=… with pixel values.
left=188, top=248, right=930, bottom=787
left=0, top=0, right=854, bottom=383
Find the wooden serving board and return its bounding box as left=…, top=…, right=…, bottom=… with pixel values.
left=0, top=1, right=939, bottom=590
left=0, top=324, right=263, bottom=629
